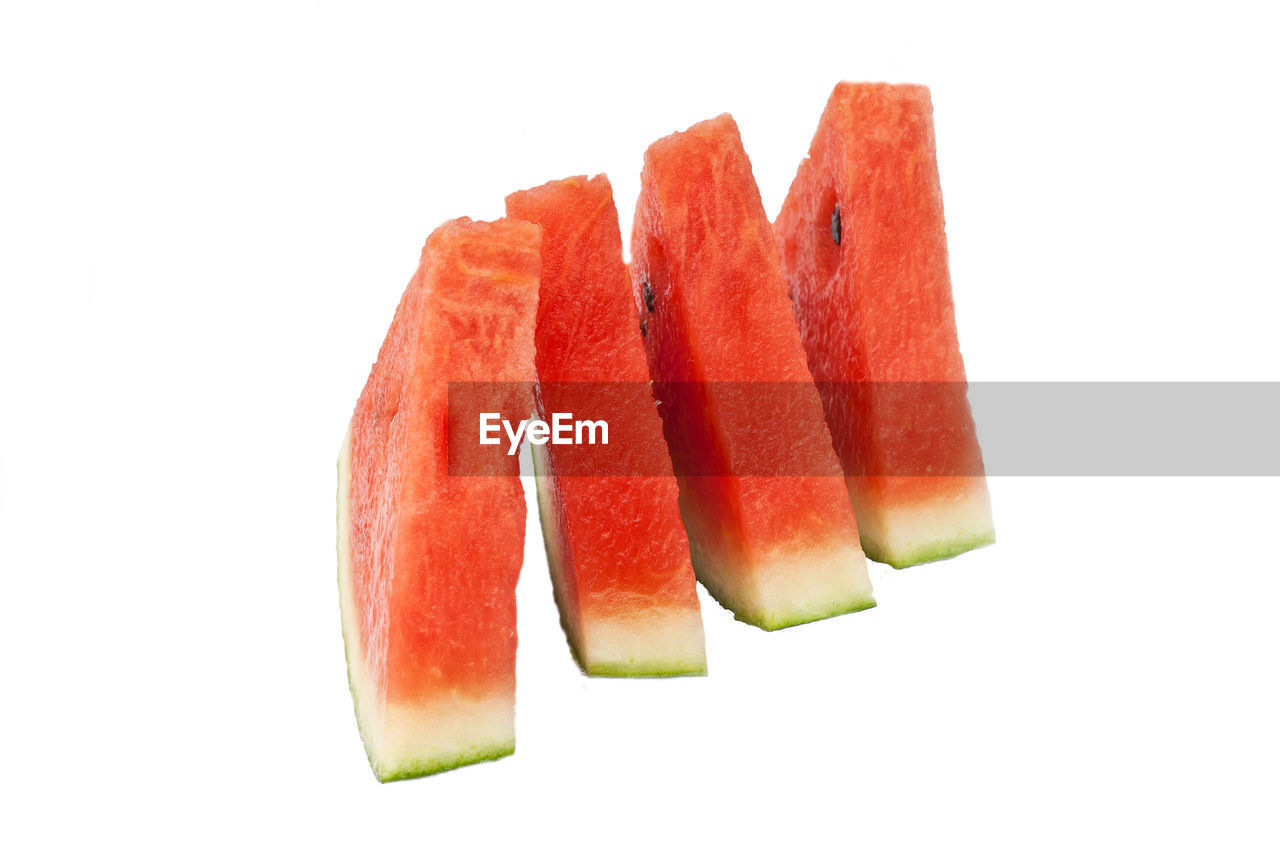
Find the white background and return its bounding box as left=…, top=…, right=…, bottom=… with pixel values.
left=2, top=1, right=1277, bottom=854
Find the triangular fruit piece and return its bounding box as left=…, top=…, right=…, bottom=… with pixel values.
left=338, top=218, right=539, bottom=781
left=775, top=83, right=995, bottom=568
left=506, top=175, right=706, bottom=675
left=630, top=115, right=875, bottom=630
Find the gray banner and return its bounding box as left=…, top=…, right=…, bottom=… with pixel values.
left=447, top=382, right=1280, bottom=476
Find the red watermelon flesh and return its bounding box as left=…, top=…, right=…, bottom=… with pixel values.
left=774, top=83, right=994, bottom=568
left=630, top=114, right=874, bottom=630
left=505, top=175, right=706, bottom=676
left=338, top=217, right=539, bottom=781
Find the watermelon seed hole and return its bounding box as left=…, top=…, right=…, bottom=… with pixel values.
left=815, top=187, right=843, bottom=287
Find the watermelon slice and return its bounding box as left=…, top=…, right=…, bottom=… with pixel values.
left=774, top=83, right=995, bottom=568
left=630, top=114, right=875, bottom=631
left=505, top=175, right=706, bottom=676
left=337, top=217, right=539, bottom=781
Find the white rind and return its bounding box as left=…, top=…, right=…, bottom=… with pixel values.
left=375, top=694, right=515, bottom=780
left=689, top=535, right=876, bottom=631
left=848, top=478, right=995, bottom=569
left=338, top=428, right=514, bottom=782
left=578, top=608, right=707, bottom=677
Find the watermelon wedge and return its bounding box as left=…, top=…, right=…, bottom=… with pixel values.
left=774, top=83, right=995, bottom=568
left=505, top=175, right=706, bottom=676
left=337, top=217, right=539, bottom=781
left=630, top=114, right=875, bottom=630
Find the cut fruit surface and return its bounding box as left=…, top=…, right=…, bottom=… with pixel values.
left=630, top=114, right=874, bottom=630
left=507, top=175, right=706, bottom=676
left=338, top=217, right=539, bottom=781
left=774, top=83, right=994, bottom=569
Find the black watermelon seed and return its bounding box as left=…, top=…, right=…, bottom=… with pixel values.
left=642, top=279, right=656, bottom=313
left=831, top=202, right=842, bottom=245
left=639, top=318, right=648, bottom=338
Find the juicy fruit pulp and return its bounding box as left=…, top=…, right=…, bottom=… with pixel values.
left=506, top=175, right=706, bottom=676
left=630, top=114, right=875, bottom=630
left=774, top=82, right=995, bottom=568
left=338, top=218, right=539, bottom=781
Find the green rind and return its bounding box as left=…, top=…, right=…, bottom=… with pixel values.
left=376, top=742, right=515, bottom=783
left=866, top=529, right=996, bottom=570
left=583, top=658, right=708, bottom=679
left=751, top=596, right=877, bottom=632
left=533, top=445, right=706, bottom=678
